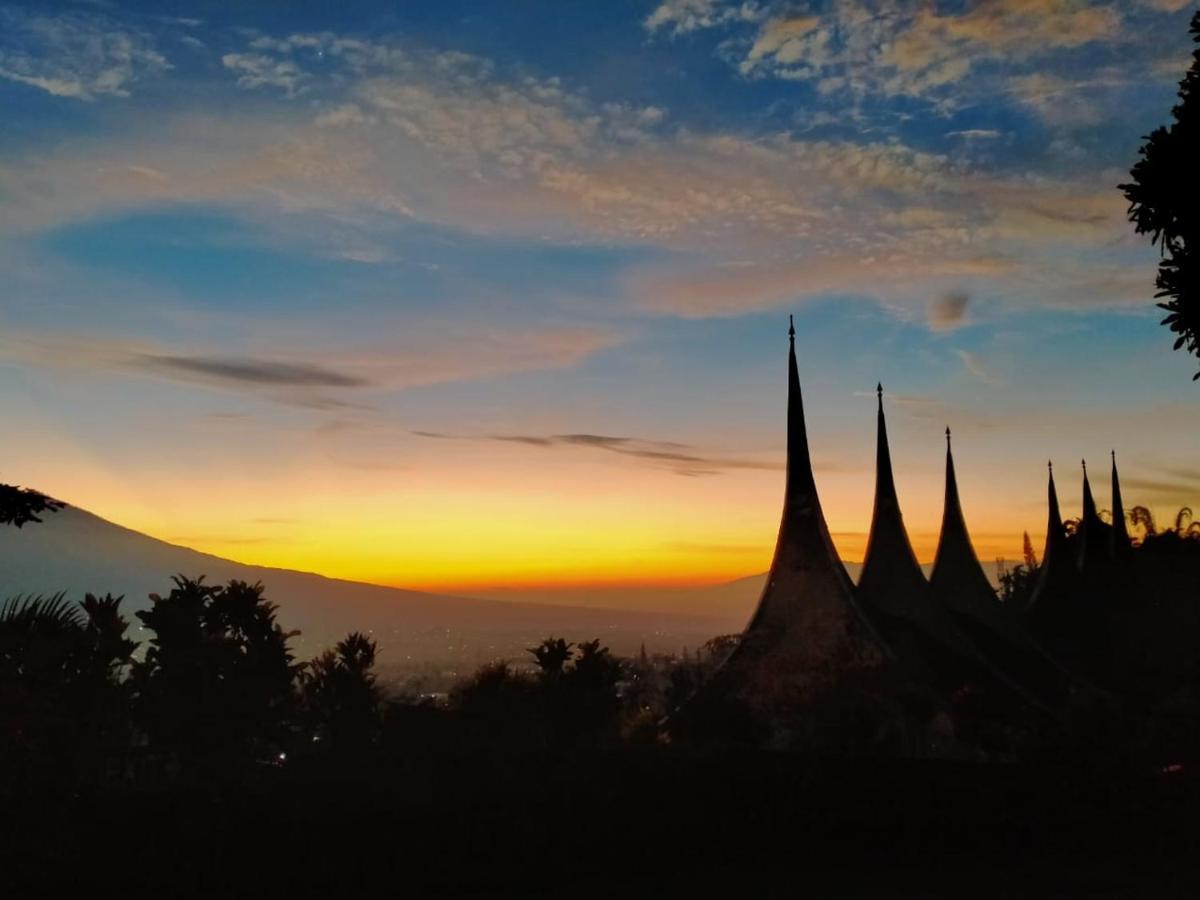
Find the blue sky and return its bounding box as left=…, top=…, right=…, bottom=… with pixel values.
left=1, top=0, right=1198, bottom=590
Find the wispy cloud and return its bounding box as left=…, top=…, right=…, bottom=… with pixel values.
left=222, top=51, right=306, bottom=96
left=0, top=12, right=1168, bottom=329
left=413, top=429, right=783, bottom=477
left=136, top=354, right=371, bottom=389
left=0, top=325, right=622, bottom=409
left=953, top=349, right=997, bottom=385
left=0, top=6, right=170, bottom=100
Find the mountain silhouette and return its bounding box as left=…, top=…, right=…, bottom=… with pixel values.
left=0, top=505, right=732, bottom=664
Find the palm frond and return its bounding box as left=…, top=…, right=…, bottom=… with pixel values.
left=0, top=593, right=84, bottom=632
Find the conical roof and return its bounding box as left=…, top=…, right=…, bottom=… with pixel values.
left=928, top=429, right=996, bottom=610
left=719, top=319, right=886, bottom=695
left=857, top=391, right=981, bottom=687
left=1026, top=462, right=1080, bottom=623
left=1110, top=451, right=1131, bottom=556
left=1076, top=460, right=1111, bottom=572
left=928, top=430, right=1064, bottom=708
left=856, top=384, right=927, bottom=618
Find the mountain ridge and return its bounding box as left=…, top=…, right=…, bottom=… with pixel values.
left=0, top=505, right=743, bottom=663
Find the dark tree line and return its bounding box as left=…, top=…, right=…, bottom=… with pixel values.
left=1, top=568, right=674, bottom=791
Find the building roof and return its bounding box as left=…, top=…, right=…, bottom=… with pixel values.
left=928, top=431, right=1065, bottom=709
left=1077, top=461, right=1112, bottom=573
left=857, top=385, right=927, bottom=619
left=717, top=320, right=887, bottom=696
left=1111, top=451, right=1131, bottom=557
left=1025, top=462, right=1078, bottom=620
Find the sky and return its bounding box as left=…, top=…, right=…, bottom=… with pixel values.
left=2, top=0, right=1198, bottom=596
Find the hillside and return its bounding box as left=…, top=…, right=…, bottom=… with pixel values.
left=0, top=506, right=737, bottom=667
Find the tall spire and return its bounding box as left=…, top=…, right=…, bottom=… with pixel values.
left=858, top=384, right=927, bottom=622
left=929, top=434, right=1067, bottom=709
left=717, top=319, right=886, bottom=702
left=1081, top=460, right=1097, bottom=521
left=1042, top=461, right=1066, bottom=572
left=1110, top=451, right=1131, bottom=556
left=929, top=428, right=995, bottom=607
left=1026, top=461, right=1077, bottom=620
left=1077, top=459, right=1110, bottom=572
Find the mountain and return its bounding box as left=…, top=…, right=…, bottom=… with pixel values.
left=0, top=506, right=736, bottom=669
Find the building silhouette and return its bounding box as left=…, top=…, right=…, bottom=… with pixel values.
left=680, top=319, right=1151, bottom=749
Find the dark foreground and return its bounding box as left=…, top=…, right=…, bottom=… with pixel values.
left=5, top=752, right=1199, bottom=899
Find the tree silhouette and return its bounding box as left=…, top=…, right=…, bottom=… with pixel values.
left=302, top=631, right=382, bottom=754
left=528, top=637, right=573, bottom=680
left=0, top=483, right=65, bottom=528
left=132, top=576, right=301, bottom=773
left=562, top=638, right=622, bottom=745
left=450, top=661, right=541, bottom=748
left=1120, top=11, right=1200, bottom=379
left=0, top=592, right=136, bottom=787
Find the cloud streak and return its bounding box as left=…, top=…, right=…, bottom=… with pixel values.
left=414, top=429, right=784, bottom=477
left=136, top=354, right=371, bottom=389
left=0, top=324, right=622, bottom=409
left=0, top=6, right=170, bottom=100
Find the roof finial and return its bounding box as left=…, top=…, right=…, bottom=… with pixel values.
left=788, top=314, right=795, bottom=340
left=1048, top=459, right=1053, bottom=474
left=1081, top=458, right=1087, bottom=474
left=876, top=381, right=883, bottom=399
left=945, top=426, right=952, bottom=448
left=1111, top=448, right=1116, bottom=465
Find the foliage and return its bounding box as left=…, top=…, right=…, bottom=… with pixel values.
left=302, top=631, right=382, bottom=754
left=1126, top=505, right=1200, bottom=544
left=0, top=483, right=66, bottom=528
left=998, top=533, right=1041, bottom=609
left=527, top=637, right=572, bottom=679
left=131, top=576, right=302, bottom=769
left=1119, top=11, right=1200, bottom=379
left=0, top=592, right=137, bottom=787
left=449, top=661, right=541, bottom=748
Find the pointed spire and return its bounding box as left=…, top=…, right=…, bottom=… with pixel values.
left=724, top=319, right=886, bottom=686
left=858, top=384, right=927, bottom=622
left=930, top=427, right=998, bottom=613
left=1077, top=458, right=1109, bottom=571
left=1111, top=450, right=1131, bottom=555
left=1081, top=459, right=1097, bottom=521
left=1026, top=459, right=1075, bottom=618
left=1046, top=461, right=1064, bottom=555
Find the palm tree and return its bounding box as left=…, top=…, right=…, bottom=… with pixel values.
left=301, top=632, right=382, bottom=754
left=0, top=592, right=136, bottom=788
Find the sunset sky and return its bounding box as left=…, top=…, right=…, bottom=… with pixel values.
left=2, top=0, right=1199, bottom=594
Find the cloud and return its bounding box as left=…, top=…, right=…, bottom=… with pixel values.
left=928, top=292, right=970, bottom=332
left=0, top=7, right=170, bottom=100
left=946, top=129, right=1003, bottom=140
left=222, top=52, right=306, bottom=95
left=630, top=255, right=1013, bottom=319
left=414, top=429, right=783, bottom=477
left=0, top=19, right=1156, bottom=326
left=649, top=0, right=1177, bottom=123
left=135, top=354, right=371, bottom=389
left=0, top=324, right=622, bottom=408
left=644, top=0, right=764, bottom=36
left=1137, top=0, right=1193, bottom=11
left=953, top=349, right=997, bottom=384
